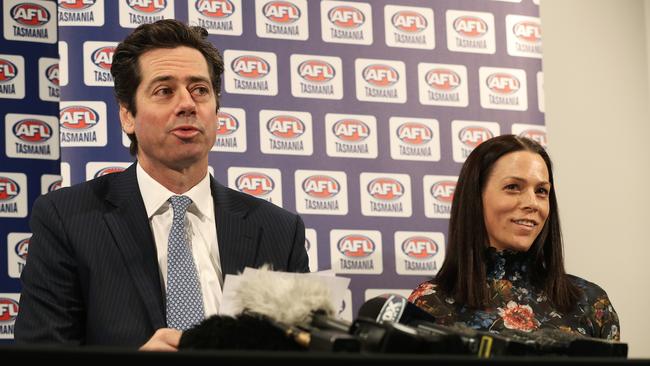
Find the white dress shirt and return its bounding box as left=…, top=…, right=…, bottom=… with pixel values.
left=136, top=163, right=222, bottom=318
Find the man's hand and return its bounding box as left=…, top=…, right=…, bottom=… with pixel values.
left=139, top=328, right=182, bottom=352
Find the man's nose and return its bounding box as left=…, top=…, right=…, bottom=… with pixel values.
left=176, top=89, right=196, bottom=116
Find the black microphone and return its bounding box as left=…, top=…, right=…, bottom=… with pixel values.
left=356, top=293, right=437, bottom=326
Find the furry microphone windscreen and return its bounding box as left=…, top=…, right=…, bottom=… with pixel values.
left=179, top=313, right=305, bottom=351
left=232, top=265, right=336, bottom=327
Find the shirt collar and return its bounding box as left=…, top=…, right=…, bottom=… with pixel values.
left=136, top=162, right=213, bottom=220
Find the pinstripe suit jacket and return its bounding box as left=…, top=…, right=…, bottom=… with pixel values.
left=14, top=163, right=308, bottom=347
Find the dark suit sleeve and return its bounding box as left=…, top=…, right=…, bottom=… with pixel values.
left=14, top=194, right=85, bottom=345
left=287, top=214, right=309, bottom=273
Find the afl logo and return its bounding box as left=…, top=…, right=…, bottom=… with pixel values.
left=231, top=55, right=270, bottom=79
left=391, top=11, right=427, bottom=33
left=235, top=173, right=275, bottom=197
left=430, top=180, right=455, bottom=203
left=453, top=16, right=488, bottom=37
left=59, top=0, right=96, bottom=10
left=0, top=298, right=19, bottom=322
left=15, top=238, right=29, bottom=261
left=519, top=129, right=547, bottom=147
left=302, top=175, right=340, bottom=199
left=94, top=167, right=126, bottom=178
left=337, top=235, right=375, bottom=258
left=328, top=6, right=364, bottom=29
left=263, top=1, right=300, bottom=24
left=0, top=177, right=20, bottom=201
left=267, top=116, right=305, bottom=139
left=46, top=64, right=59, bottom=86
left=486, top=73, right=520, bottom=95
left=91, top=46, right=115, bottom=71
left=397, top=122, right=432, bottom=145
left=402, top=236, right=438, bottom=259
left=368, top=178, right=404, bottom=201
left=196, top=0, right=235, bottom=18
left=216, top=111, right=239, bottom=135
left=128, top=0, right=167, bottom=13
left=60, top=106, right=99, bottom=130
left=363, top=64, right=399, bottom=88
left=48, top=179, right=63, bottom=192
left=425, top=68, right=460, bottom=91
left=513, top=21, right=541, bottom=43
left=11, top=3, right=50, bottom=27
left=333, top=119, right=369, bottom=142
left=13, top=119, right=52, bottom=143
left=298, top=60, right=335, bottom=83
left=459, top=126, right=493, bottom=148
left=0, top=59, right=18, bottom=83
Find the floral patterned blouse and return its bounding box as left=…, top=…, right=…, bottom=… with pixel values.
left=409, top=249, right=620, bottom=341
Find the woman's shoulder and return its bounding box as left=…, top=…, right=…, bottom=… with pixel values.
left=566, top=274, right=612, bottom=302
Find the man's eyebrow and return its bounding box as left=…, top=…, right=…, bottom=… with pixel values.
left=145, top=75, right=211, bottom=90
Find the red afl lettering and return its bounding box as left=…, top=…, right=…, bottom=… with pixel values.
left=0, top=59, right=18, bottom=83
left=59, top=0, right=96, bottom=10
left=486, top=73, right=520, bottom=94
left=337, top=235, right=375, bottom=257
left=302, top=175, right=339, bottom=199
left=459, top=126, right=493, bottom=148
left=231, top=55, right=270, bottom=79
left=328, top=6, right=364, bottom=28
left=128, top=0, right=167, bottom=13
left=91, top=47, right=115, bottom=70
left=391, top=11, right=427, bottom=33
left=267, top=115, right=305, bottom=139
left=216, top=111, right=239, bottom=135
left=11, top=3, right=50, bottom=27
left=426, top=68, right=460, bottom=91
left=196, top=0, right=234, bottom=18
left=0, top=298, right=19, bottom=322
left=430, top=180, right=455, bottom=203
left=402, top=236, right=438, bottom=259
left=453, top=16, right=488, bottom=37
left=333, top=119, right=369, bottom=142
left=264, top=1, right=300, bottom=24
left=236, top=173, right=275, bottom=196
left=363, top=64, right=399, bottom=87
left=60, top=106, right=99, bottom=130
left=13, top=119, right=52, bottom=143
left=367, top=178, right=404, bottom=201
left=397, top=122, right=432, bottom=145
left=299, top=60, right=335, bottom=83
left=0, top=177, right=20, bottom=201
left=513, top=21, right=541, bottom=43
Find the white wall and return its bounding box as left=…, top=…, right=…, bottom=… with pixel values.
left=540, top=0, right=650, bottom=358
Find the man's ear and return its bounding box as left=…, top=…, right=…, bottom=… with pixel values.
left=119, top=104, right=135, bottom=135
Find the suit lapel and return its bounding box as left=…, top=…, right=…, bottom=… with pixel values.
left=103, top=164, right=166, bottom=329
left=211, top=179, right=260, bottom=276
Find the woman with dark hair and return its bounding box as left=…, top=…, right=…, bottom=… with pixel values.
left=409, top=135, right=619, bottom=340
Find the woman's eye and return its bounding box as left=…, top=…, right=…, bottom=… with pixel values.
left=536, top=187, right=549, bottom=196
left=504, top=184, right=519, bottom=191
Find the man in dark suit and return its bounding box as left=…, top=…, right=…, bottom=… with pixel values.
left=14, top=19, right=309, bottom=350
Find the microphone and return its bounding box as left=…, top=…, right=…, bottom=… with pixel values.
left=179, top=266, right=359, bottom=352
left=357, top=293, right=437, bottom=326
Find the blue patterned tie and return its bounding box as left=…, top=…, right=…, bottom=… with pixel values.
left=166, top=195, right=204, bottom=330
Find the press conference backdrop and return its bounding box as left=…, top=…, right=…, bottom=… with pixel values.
left=0, top=0, right=544, bottom=340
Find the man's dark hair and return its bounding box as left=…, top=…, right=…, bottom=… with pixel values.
left=110, top=19, right=224, bottom=155
left=434, top=135, right=581, bottom=312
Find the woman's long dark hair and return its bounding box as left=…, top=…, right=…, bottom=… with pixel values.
left=434, top=135, right=581, bottom=312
